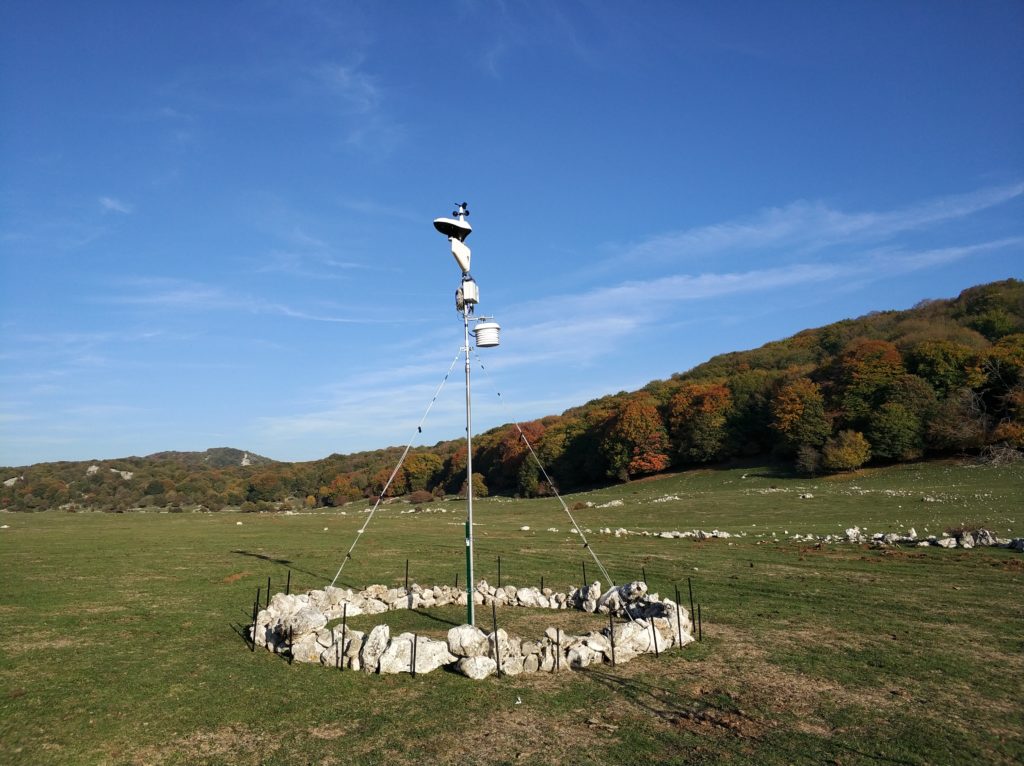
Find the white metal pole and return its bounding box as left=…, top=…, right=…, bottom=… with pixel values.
left=463, top=303, right=475, bottom=626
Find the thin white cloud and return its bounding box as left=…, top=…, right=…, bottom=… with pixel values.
left=338, top=198, right=422, bottom=223
left=99, top=196, right=133, bottom=214
left=102, top=277, right=393, bottom=324
left=619, top=182, right=1024, bottom=264
left=316, top=63, right=380, bottom=114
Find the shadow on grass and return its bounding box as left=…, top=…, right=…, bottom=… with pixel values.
left=583, top=669, right=917, bottom=765
left=583, top=668, right=721, bottom=723
left=409, top=608, right=461, bottom=628
left=231, top=549, right=326, bottom=582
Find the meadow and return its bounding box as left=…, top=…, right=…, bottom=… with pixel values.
left=1, top=460, right=1022, bottom=765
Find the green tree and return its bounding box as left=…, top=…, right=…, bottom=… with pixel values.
left=907, top=340, right=984, bottom=398
left=403, top=453, right=443, bottom=493
left=867, top=402, right=924, bottom=461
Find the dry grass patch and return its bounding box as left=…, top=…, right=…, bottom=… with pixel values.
left=130, top=724, right=280, bottom=766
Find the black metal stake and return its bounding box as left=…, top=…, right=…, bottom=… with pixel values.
left=341, top=604, right=347, bottom=672
left=687, top=578, right=695, bottom=632
left=555, top=629, right=561, bottom=672
left=405, top=559, right=409, bottom=591
left=455, top=572, right=459, bottom=589
left=642, top=566, right=647, bottom=585
left=650, top=621, right=659, bottom=657
left=491, top=601, right=502, bottom=678
left=285, top=569, right=291, bottom=595
left=250, top=600, right=258, bottom=652
left=266, top=576, right=271, bottom=609
left=497, top=556, right=501, bottom=588
left=582, top=561, right=587, bottom=590
left=411, top=634, right=418, bottom=678
left=609, top=612, right=616, bottom=666
left=288, top=626, right=294, bottom=665
left=540, top=575, right=544, bottom=592
left=698, top=604, right=703, bottom=642
left=256, top=586, right=261, bottom=614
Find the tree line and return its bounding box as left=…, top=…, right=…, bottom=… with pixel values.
left=2, top=279, right=1021, bottom=512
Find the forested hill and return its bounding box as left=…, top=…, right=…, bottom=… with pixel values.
left=3, top=279, right=1021, bottom=512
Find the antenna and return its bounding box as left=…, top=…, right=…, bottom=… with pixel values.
left=433, top=200, right=500, bottom=627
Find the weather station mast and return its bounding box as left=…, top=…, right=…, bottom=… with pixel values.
left=433, top=202, right=500, bottom=626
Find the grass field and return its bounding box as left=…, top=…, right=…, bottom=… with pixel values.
left=1, top=460, right=1022, bottom=765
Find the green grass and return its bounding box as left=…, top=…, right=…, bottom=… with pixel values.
left=1, top=459, right=1022, bottom=765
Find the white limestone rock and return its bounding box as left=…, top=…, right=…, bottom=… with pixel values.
left=567, top=644, right=601, bottom=669
left=284, top=606, right=327, bottom=637
left=360, top=624, right=390, bottom=673
left=447, top=624, right=491, bottom=657
left=290, top=633, right=322, bottom=664
left=379, top=633, right=456, bottom=675
left=458, top=655, right=497, bottom=680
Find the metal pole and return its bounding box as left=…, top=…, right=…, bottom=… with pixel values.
left=463, top=304, right=476, bottom=626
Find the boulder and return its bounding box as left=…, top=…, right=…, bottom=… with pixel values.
left=379, top=633, right=456, bottom=675
left=567, top=644, right=600, bottom=669
left=974, top=529, right=996, bottom=547
left=500, top=654, right=525, bottom=676
left=457, top=656, right=497, bottom=680
left=360, top=624, right=390, bottom=673
left=611, top=621, right=650, bottom=655
left=447, top=624, right=490, bottom=657
left=935, top=537, right=957, bottom=548
left=360, top=598, right=388, bottom=615
left=516, top=587, right=540, bottom=607
left=284, top=606, right=327, bottom=637
left=583, top=632, right=611, bottom=655
left=290, top=633, right=322, bottom=664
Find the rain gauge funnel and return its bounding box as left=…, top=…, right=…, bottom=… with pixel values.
left=474, top=322, right=501, bottom=348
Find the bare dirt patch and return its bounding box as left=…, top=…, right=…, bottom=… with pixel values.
left=222, top=571, right=251, bottom=584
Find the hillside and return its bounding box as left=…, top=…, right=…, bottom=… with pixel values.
left=2, top=279, right=1021, bottom=512
left=143, top=447, right=277, bottom=469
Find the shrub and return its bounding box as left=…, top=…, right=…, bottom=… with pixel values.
left=407, top=489, right=433, bottom=505
left=822, top=430, right=871, bottom=472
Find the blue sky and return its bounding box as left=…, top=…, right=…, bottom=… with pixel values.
left=2, top=1, right=1022, bottom=467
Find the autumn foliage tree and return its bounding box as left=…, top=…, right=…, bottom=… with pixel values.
left=771, top=377, right=831, bottom=454
left=602, top=394, right=671, bottom=481
left=667, top=382, right=733, bottom=464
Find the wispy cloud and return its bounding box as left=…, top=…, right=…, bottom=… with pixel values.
left=103, top=277, right=394, bottom=324
left=316, top=63, right=380, bottom=114
left=99, top=196, right=133, bottom=214
left=618, top=182, right=1024, bottom=264
left=338, top=198, right=422, bottom=224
